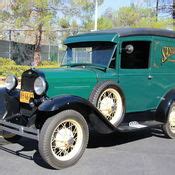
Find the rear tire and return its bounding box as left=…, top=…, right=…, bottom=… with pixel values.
left=38, top=110, right=89, bottom=169
left=162, top=102, right=175, bottom=139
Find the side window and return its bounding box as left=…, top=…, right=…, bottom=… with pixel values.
left=121, top=41, right=151, bottom=69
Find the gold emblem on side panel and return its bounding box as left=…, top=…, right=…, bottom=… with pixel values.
left=162, top=47, right=175, bottom=63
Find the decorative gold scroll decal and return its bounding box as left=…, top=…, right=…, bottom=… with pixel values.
left=162, top=47, right=175, bottom=63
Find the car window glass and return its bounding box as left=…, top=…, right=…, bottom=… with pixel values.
left=121, top=41, right=150, bottom=69
left=62, top=42, right=115, bottom=67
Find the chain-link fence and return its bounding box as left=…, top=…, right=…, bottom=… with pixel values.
left=0, top=29, right=80, bottom=65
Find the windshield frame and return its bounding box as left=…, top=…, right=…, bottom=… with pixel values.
left=61, top=42, right=117, bottom=69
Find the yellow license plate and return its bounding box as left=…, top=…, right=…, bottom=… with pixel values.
left=20, top=91, right=34, bottom=104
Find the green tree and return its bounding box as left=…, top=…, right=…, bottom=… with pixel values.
left=0, top=0, right=103, bottom=64
left=10, top=0, right=55, bottom=65
left=59, top=18, right=70, bottom=28
left=112, top=5, right=155, bottom=27
left=72, top=0, right=104, bottom=31
left=98, top=17, right=112, bottom=30
left=73, top=0, right=104, bottom=19
left=71, top=20, right=78, bottom=30
left=134, top=17, right=172, bottom=28
left=83, top=19, right=93, bottom=31
left=101, top=4, right=172, bottom=29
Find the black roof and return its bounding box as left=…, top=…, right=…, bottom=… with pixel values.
left=89, top=28, right=175, bottom=38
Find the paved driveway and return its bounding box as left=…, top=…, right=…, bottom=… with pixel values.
left=0, top=129, right=175, bottom=175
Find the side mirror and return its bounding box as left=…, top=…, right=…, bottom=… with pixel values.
left=125, top=44, right=134, bottom=54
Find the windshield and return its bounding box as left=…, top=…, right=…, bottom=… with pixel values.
left=62, top=42, right=116, bottom=68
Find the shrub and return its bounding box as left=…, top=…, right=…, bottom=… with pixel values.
left=0, top=58, right=60, bottom=78
left=0, top=65, right=30, bottom=77
left=0, top=57, right=16, bottom=66
left=37, top=60, right=60, bottom=69
left=38, top=60, right=58, bottom=66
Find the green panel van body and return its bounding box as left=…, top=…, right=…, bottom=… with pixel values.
left=40, top=28, right=175, bottom=113
left=2, top=28, right=175, bottom=169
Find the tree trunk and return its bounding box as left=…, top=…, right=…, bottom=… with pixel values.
left=34, top=24, right=43, bottom=66
left=156, top=0, right=159, bottom=21
left=173, top=0, right=175, bottom=28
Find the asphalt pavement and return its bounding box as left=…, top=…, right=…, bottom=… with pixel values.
left=0, top=128, right=175, bottom=175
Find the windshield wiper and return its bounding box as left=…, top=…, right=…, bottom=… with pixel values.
left=84, top=64, right=107, bottom=71
left=61, top=63, right=106, bottom=71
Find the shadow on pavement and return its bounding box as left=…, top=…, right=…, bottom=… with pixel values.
left=88, top=125, right=169, bottom=148
left=0, top=126, right=167, bottom=169
left=88, top=129, right=153, bottom=148
left=0, top=138, right=54, bottom=169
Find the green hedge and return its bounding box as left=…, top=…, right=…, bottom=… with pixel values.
left=0, top=65, right=30, bottom=77
left=0, top=58, right=59, bottom=78
left=0, top=57, right=16, bottom=66
left=38, top=60, right=58, bottom=66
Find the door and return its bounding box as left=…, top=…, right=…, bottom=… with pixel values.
left=150, top=39, right=175, bottom=108
left=118, top=39, right=154, bottom=113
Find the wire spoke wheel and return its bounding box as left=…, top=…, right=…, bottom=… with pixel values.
left=168, top=105, right=175, bottom=134
left=51, top=119, right=83, bottom=161
left=97, top=88, right=123, bottom=125
left=162, top=102, right=175, bottom=139
left=39, top=110, right=89, bottom=169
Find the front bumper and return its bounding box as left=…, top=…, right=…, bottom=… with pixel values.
left=0, top=119, right=39, bottom=141
left=0, top=88, right=40, bottom=141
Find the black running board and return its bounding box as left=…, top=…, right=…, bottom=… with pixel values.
left=117, top=120, right=163, bottom=132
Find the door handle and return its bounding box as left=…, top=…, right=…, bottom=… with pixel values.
left=148, top=75, right=153, bottom=80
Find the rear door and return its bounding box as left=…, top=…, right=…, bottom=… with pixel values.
left=150, top=39, right=175, bottom=107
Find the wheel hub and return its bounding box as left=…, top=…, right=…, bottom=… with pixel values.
left=99, top=97, right=115, bottom=116
left=55, top=128, right=74, bottom=149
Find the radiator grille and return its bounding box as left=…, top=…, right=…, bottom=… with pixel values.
left=21, top=69, right=38, bottom=92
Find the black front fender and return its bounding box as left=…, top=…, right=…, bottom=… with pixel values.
left=0, top=88, right=20, bottom=119
left=38, top=95, right=116, bottom=134
left=0, top=88, right=6, bottom=118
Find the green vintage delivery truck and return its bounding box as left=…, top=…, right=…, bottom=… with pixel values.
left=1, top=28, right=175, bottom=169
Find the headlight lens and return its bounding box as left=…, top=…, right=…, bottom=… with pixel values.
left=5, top=75, right=18, bottom=90
left=34, top=77, right=46, bottom=95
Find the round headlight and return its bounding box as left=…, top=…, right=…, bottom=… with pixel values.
left=5, top=75, right=18, bottom=90
left=34, top=77, right=46, bottom=95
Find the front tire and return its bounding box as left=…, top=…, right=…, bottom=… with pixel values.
left=162, top=102, right=175, bottom=139
left=38, top=110, right=89, bottom=169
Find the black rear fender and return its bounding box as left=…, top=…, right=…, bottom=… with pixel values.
left=156, top=89, right=175, bottom=123
left=38, top=95, right=116, bottom=134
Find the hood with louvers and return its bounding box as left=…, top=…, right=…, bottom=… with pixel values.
left=40, top=67, right=98, bottom=100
